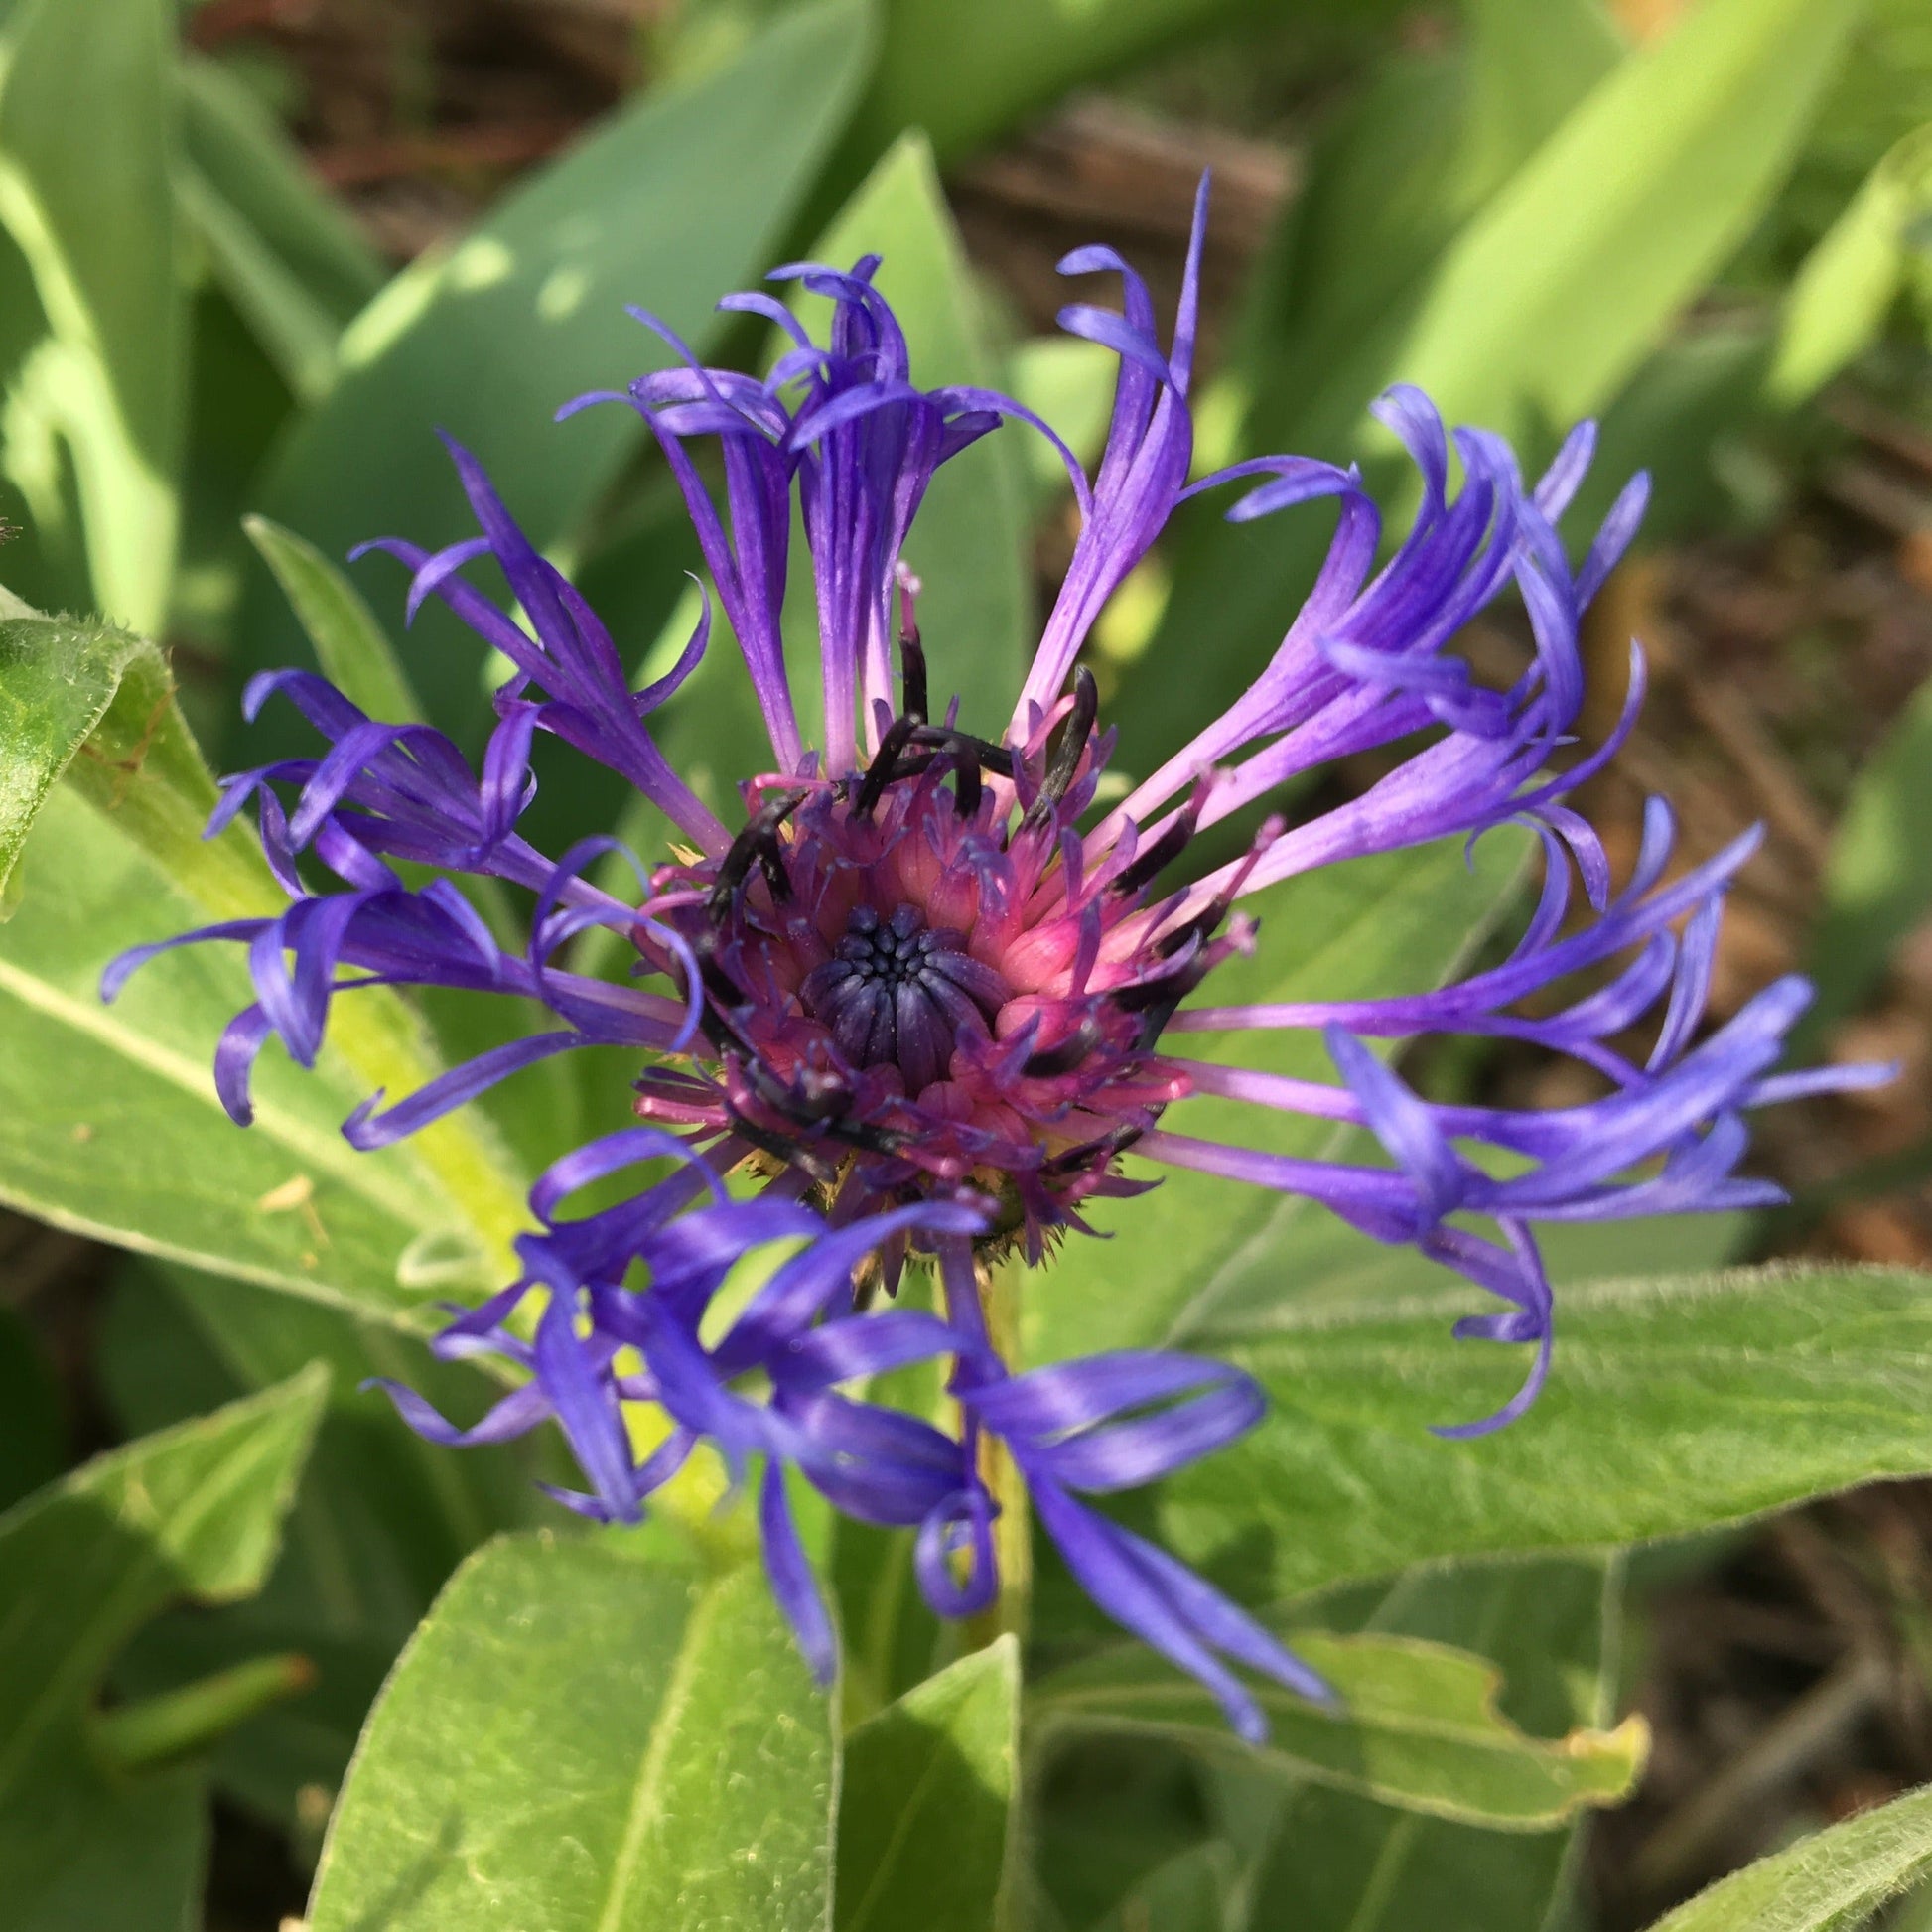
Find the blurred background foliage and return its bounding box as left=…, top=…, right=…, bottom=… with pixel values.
left=2, top=0, right=1932, bottom=1926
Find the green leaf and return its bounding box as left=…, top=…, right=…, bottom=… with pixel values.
left=0, top=1368, right=327, bottom=1932
left=1113, top=1, right=1616, bottom=768
left=1349, top=0, right=1856, bottom=456
left=838, top=1638, right=1020, bottom=1932
left=100, top=1262, right=536, bottom=1833
left=1456, top=0, right=1627, bottom=200
left=1800, top=661, right=1932, bottom=1045
left=1187, top=1173, right=1744, bottom=1329
left=1126, top=0, right=1858, bottom=780
left=1645, top=1779, right=1932, bottom=1931
left=1156, top=1264, right=1932, bottom=1606
left=0, top=779, right=509, bottom=1317
left=1023, top=829, right=1531, bottom=1367
left=1004, top=335, right=1116, bottom=509
left=1231, top=1558, right=1622, bottom=1932
left=1034, top=1626, right=1642, bottom=1831
left=0, top=0, right=183, bottom=629
left=1768, top=122, right=1932, bottom=406
left=0, top=604, right=154, bottom=904
left=242, top=0, right=875, bottom=748
left=1567, top=318, right=1774, bottom=543
left=176, top=53, right=383, bottom=405
left=308, top=1537, right=838, bottom=1932
left=240, top=513, right=589, bottom=1174
left=0, top=605, right=531, bottom=1304
left=242, top=512, right=424, bottom=724
left=846, top=0, right=1401, bottom=167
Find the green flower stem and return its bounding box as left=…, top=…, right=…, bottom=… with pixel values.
left=91, top=1652, right=316, bottom=1773
left=965, top=1256, right=1030, bottom=1651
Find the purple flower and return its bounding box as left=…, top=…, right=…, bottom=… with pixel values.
left=106, top=174, right=1881, bottom=1725
left=370, top=1130, right=1310, bottom=1735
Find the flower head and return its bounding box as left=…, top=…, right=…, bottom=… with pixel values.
left=107, top=175, right=1882, bottom=1726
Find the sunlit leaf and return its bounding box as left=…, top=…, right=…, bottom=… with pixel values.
left=1229, top=1558, right=1623, bottom=1932
left=0, top=0, right=183, bottom=628
left=242, top=0, right=875, bottom=750
left=100, top=1263, right=536, bottom=1834
left=176, top=53, right=383, bottom=404
left=1035, top=1625, right=1642, bottom=1830
left=1645, top=1779, right=1932, bottom=1931
left=308, top=1539, right=837, bottom=1932
left=1158, top=1264, right=1932, bottom=1605
left=1124, top=0, right=1858, bottom=781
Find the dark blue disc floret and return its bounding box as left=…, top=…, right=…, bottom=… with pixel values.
left=800, top=903, right=1007, bottom=1092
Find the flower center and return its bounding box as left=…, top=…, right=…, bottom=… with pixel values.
left=800, top=904, right=1006, bottom=1093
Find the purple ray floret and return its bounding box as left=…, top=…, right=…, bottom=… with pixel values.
left=104, top=172, right=1884, bottom=1728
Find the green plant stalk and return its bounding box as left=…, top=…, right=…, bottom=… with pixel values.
left=90, top=1651, right=316, bottom=1773
left=963, top=1257, right=1030, bottom=1652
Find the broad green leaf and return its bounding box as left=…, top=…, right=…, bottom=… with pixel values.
left=0, top=0, right=183, bottom=629
left=239, top=515, right=588, bottom=1173
left=242, top=513, right=424, bottom=725
left=1768, top=123, right=1932, bottom=404
left=0, top=1368, right=327, bottom=1932
left=1348, top=0, right=1857, bottom=461
left=838, top=1638, right=1020, bottom=1932
left=1125, top=0, right=1858, bottom=779
left=1799, top=662, right=1932, bottom=1046
left=176, top=54, right=382, bottom=404
left=845, top=0, right=1403, bottom=167
left=0, top=608, right=531, bottom=1302
left=0, top=605, right=154, bottom=904
left=1894, top=1877, right=1932, bottom=1932
left=1179, top=1153, right=1744, bottom=1330
left=1231, top=1558, right=1620, bottom=1932
left=1456, top=0, right=1626, bottom=201
left=1005, top=335, right=1116, bottom=509
left=800, top=132, right=1032, bottom=739
left=242, top=1, right=874, bottom=749
left=1024, top=828, right=1531, bottom=1366
left=2, top=1769, right=203, bottom=1932
left=1155, top=1264, right=1932, bottom=1606
left=1034, top=1626, right=1641, bottom=1830
left=101, top=1263, right=535, bottom=1832
left=308, top=1537, right=837, bottom=1932
left=0, top=777, right=515, bottom=1316
left=1646, top=1779, right=1932, bottom=1931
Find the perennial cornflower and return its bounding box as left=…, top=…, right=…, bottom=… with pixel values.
left=105, top=178, right=1877, bottom=1739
